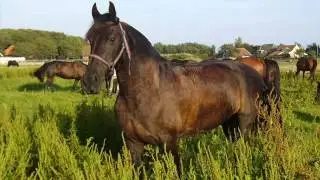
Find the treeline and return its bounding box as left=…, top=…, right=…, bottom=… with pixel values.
left=0, top=29, right=88, bottom=59
left=154, top=42, right=214, bottom=59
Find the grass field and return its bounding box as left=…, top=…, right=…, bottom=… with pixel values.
left=0, top=64, right=320, bottom=179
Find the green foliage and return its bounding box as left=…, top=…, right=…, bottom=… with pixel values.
left=234, top=37, right=243, bottom=48
left=216, top=43, right=237, bottom=58
left=0, top=29, right=85, bottom=59
left=154, top=42, right=213, bottom=59
left=295, top=48, right=305, bottom=57
left=306, top=43, right=320, bottom=57
left=0, top=65, right=320, bottom=179
left=161, top=53, right=202, bottom=61
left=234, top=36, right=259, bottom=55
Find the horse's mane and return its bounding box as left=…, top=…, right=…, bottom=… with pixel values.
left=122, top=23, right=163, bottom=61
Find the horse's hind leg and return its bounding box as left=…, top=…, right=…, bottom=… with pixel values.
left=310, top=71, right=316, bottom=82
left=222, top=114, right=241, bottom=142
left=303, top=71, right=305, bottom=79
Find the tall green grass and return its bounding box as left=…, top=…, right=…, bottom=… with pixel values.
left=0, top=66, right=319, bottom=179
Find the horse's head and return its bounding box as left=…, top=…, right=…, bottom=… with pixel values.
left=82, top=1, right=128, bottom=94
left=33, top=69, right=44, bottom=82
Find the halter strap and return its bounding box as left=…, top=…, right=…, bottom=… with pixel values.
left=89, top=22, right=132, bottom=75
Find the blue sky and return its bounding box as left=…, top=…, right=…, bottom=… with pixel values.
left=1, top=0, right=319, bottom=47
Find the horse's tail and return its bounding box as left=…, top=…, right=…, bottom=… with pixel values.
left=264, top=59, right=281, bottom=102
left=312, top=57, right=318, bottom=73
left=33, top=62, right=52, bottom=82
left=263, top=59, right=283, bottom=126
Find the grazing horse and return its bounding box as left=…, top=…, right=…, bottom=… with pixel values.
left=33, top=61, right=87, bottom=89
left=7, top=60, right=19, bottom=67
left=296, top=56, right=317, bottom=81
left=81, top=2, right=270, bottom=174
left=237, top=56, right=282, bottom=125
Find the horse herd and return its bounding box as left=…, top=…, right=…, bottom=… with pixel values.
left=16, top=1, right=318, bottom=175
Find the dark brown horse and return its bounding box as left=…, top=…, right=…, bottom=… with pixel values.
left=296, top=56, right=317, bottom=81
left=315, top=81, right=320, bottom=102
left=33, top=61, right=87, bottom=89
left=81, top=2, right=271, bottom=174
left=237, top=56, right=282, bottom=125
left=7, top=60, right=19, bottom=67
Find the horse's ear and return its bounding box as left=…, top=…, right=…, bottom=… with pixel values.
left=109, top=1, right=117, bottom=17
left=92, top=3, right=101, bottom=19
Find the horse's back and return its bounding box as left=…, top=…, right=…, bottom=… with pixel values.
left=157, top=60, right=266, bottom=136
left=176, top=60, right=266, bottom=97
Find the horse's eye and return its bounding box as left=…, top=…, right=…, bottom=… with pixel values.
left=110, top=37, right=115, bottom=42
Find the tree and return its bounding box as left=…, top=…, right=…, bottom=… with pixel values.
left=211, top=45, right=216, bottom=56
left=295, top=48, right=305, bottom=58
left=234, top=37, right=243, bottom=48
left=153, top=42, right=212, bottom=58
left=217, top=44, right=237, bottom=58
left=0, top=29, right=86, bottom=59
left=306, top=43, right=319, bottom=57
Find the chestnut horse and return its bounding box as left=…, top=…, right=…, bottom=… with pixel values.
left=33, top=61, right=87, bottom=89
left=237, top=57, right=281, bottom=100
left=81, top=2, right=271, bottom=174
left=296, top=56, right=317, bottom=81
left=237, top=56, right=282, bottom=125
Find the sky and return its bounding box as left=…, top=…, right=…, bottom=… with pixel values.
left=1, top=0, right=319, bottom=48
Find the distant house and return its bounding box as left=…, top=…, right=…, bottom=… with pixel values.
left=258, top=44, right=276, bottom=56
left=279, top=44, right=302, bottom=58
left=232, top=48, right=252, bottom=59
left=266, top=44, right=303, bottom=58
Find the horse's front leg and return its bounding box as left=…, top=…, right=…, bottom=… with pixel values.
left=125, top=137, right=145, bottom=165
left=45, top=76, right=54, bottom=90
left=295, top=70, right=300, bottom=78
left=164, top=138, right=181, bottom=177
left=73, top=79, right=79, bottom=90
left=116, top=97, right=144, bottom=164
left=311, top=71, right=316, bottom=82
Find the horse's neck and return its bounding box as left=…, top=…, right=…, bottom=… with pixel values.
left=115, top=24, right=166, bottom=95
left=115, top=51, right=163, bottom=94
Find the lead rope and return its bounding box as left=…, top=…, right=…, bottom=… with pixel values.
left=119, top=22, right=132, bottom=75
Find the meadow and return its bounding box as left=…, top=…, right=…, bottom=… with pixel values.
left=0, top=64, right=319, bottom=179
